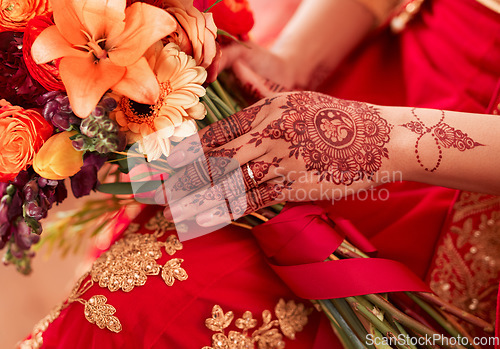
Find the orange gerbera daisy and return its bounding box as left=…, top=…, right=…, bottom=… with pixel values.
left=112, top=43, right=207, bottom=161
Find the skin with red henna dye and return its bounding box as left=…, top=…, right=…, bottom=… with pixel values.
left=155, top=91, right=495, bottom=227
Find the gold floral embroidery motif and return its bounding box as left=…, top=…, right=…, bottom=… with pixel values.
left=146, top=210, right=174, bottom=233
left=202, top=299, right=312, bottom=349
left=161, top=258, right=188, bottom=286
left=429, top=192, right=500, bottom=333
left=165, top=234, right=184, bottom=255
left=84, top=295, right=122, bottom=333
left=18, top=273, right=122, bottom=348
left=90, top=213, right=185, bottom=292
left=90, top=232, right=164, bottom=292
left=19, top=211, right=187, bottom=347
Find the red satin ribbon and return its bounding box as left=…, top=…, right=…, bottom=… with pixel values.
left=252, top=203, right=430, bottom=299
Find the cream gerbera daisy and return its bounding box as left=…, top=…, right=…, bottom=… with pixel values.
left=111, top=43, right=207, bottom=161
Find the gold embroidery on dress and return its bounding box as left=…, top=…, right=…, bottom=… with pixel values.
left=90, top=212, right=185, bottom=292
left=19, top=211, right=187, bottom=347
left=161, top=258, right=188, bottom=286
left=202, top=299, right=312, bottom=349
left=84, top=295, right=122, bottom=333
left=18, top=272, right=122, bottom=348
left=430, top=192, right=500, bottom=333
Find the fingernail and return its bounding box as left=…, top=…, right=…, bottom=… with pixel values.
left=167, top=151, right=185, bottom=168
left=163, top=207, right=173, bottom=221
left=155, top=187, right=171, bottom=204
left=196, top=211, right=215, bottom=227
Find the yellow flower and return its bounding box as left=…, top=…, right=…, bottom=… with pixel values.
left=111, top=43, right=207, bottom=161
left=33, top=131, right=84, bottom=179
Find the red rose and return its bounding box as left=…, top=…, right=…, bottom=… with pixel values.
left=22, top=15, right=65, bottom=91
left=0, top=100, right=53, bottom=182
left=209, top=0, right=254, bottom=40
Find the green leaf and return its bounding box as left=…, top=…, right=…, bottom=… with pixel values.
left=97, top=180, right=165, bottom=195
left=130, top=170, right=163, bottom=181
left=216, top=29, right=251, bottom=48
left=204, top=0, right=223, bottom=13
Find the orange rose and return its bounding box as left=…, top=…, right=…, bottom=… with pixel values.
left=163, top=0, right=217, bottom=68
left=0, top=100, right=52, bottom=182
left=33, top=131, right=84, bottom=180
left=0, top=0, right=50, bottom=32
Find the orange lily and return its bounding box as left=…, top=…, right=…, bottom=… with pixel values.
left=31, top=0, right=177, bottom=118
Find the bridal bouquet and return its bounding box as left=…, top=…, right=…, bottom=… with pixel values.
left=0, top=0, right=253, bottom=273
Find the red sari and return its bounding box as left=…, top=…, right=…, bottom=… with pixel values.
left=20, top=0, right=500, bottom=348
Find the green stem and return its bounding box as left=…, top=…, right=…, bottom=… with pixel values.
left=405, top=293, right=470, bottom=349
left=313, top=300, right=354, bottom=349
left=206, top=87, right=233, bottom=117
left=196, top=119, right=208, bottom=129
left=201, top=100, right=219, bottom=124
left=346, top=296, right=410, bottom=349
left=319, top=299, right=368, bottom=349
left=415, top=292, right=493, bottom=333
left=331, top=298, right=374, bottom=349
left=202, top=95, right=224, bottom=121
left=340, top=241, right=370, bottom=258
left=211, top=80, right=237, bottom=113
left=393, top=321, right=418, bottom=349
left=365, top=294, right=458, bottom=348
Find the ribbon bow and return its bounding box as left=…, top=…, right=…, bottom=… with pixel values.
left=252, top=204, right=430, bottom=299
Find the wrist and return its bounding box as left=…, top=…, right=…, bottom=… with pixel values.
left=377, top=105, right=416, bottom=184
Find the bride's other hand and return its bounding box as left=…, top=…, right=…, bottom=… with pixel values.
left=219, top=0, right=377, bottom=91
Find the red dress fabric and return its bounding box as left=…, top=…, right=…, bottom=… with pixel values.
left=22, top=0, right=500, bottom=347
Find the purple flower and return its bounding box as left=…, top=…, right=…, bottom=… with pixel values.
left=39, top=91, right=80, bottom=130
left=25, top=201, right=44, bottom=220
left=13, top=219, right=40, bottom=250
left=23, top=179, right=39, bottom=202
left=0, top=197, right=10, bottom=248
left=53, top=180, right=68, bottom=204
left=70, top=153, right=106, bottom=198
left=7, top=191, right=23, bottom=222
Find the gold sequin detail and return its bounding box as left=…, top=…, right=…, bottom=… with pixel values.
left=84, top=295, right=122, bottom=333
left=202, top=299, right=312, bottom=349
left=145, top=210, right=174, bottom=233
left=429, top=192, right=500, bottom=334
left=165, top=234, right=184, bottom=255
left=90, top=232, right=164, bottom=292
left=161, top=258, right=188, bottom=286
left=90, top=213, right=184, bottom=292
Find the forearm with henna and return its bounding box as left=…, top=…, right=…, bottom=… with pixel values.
left=158, top=92, right=499, bottom=226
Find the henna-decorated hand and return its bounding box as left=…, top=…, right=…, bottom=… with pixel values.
left=154, top=91, right=393, bottom=227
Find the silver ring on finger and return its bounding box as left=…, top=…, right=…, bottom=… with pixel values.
left=245, top=163, right=258, bottom=187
